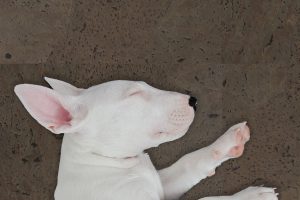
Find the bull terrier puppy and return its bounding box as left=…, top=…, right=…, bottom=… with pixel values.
left=14, top=78, right=278, bottom=200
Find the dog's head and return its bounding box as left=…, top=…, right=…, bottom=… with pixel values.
left=14, top=78, right=196, bottom=158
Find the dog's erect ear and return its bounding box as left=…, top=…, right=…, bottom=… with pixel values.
left=44, top=77, right=83, bottom=96
left=14, top=84, right=87, bottom=134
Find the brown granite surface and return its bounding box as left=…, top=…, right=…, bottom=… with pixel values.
left=0, top=0, right=299, bottom=199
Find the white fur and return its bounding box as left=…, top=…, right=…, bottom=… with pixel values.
left=14, top=78, right=278, bottom=200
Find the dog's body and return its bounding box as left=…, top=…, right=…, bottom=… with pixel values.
left=15, top=78, right=278, bottom=200
left=56, top=137, right=164, bottom=200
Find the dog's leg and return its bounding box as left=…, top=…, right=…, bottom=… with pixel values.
left=198, top=186, right=278, bottom=200
left=159, top=122, right=250, bottom=200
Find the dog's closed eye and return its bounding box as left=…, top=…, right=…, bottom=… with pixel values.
left=128, top=90, right=143, bottom=97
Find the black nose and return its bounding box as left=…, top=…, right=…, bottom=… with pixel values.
left=189, top=96, right=197, bottom=111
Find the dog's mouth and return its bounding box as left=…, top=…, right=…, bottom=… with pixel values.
left=168, top=106, right=195, bottom=125
left=157, top=110, right=194, bottom=139
left=162, top=101, right=195, bottom=137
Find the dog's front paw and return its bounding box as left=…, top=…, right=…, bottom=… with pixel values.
left=212, top=122, right=250, bottom=160
left=233, top=186, right=279, bottom=200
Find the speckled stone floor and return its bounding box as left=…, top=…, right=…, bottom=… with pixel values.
left=0, top=1, right=299, bottom=199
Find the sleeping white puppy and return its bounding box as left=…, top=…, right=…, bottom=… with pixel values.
left=14, top=78, right=278, bottom=200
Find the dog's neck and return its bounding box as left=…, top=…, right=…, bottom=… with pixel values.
left=60, top=134, right=140, bottom=168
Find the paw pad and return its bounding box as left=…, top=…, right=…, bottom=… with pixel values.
left=228, top=144, right=244, bottom=157
left=212, top=122, right=250, bottom=160
left=227, top=123, right=250, bottom=158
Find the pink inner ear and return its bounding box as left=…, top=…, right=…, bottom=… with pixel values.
left=28, top=93, right=72, bottom=127
left=16, top=85, right=72, bottom=129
